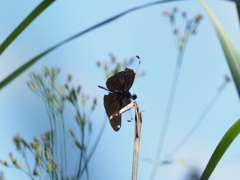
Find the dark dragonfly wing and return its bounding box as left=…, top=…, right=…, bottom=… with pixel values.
left=124, top=68, right=136, bottom=91
left=106, top=68, right=136, bottom=92
left=104, top=93, right=131, bottom=131
left=100, top=67, right=136, bottom=131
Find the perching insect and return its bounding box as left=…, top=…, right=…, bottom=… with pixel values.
left=98, top=56, right=140, bottom=131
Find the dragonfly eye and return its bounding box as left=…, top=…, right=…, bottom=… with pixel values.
left=132, top=94, right=137, bottom=100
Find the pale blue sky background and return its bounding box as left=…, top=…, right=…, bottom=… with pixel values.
left=1, top=0, right=240, bottom=180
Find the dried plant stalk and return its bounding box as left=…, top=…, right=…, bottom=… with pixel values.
left=132, top=103, right=142, bottom=180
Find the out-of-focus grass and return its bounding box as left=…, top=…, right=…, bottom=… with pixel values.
left=0, top=0, right=178, bottom=90
left=198, top=0, right=240, bottom=179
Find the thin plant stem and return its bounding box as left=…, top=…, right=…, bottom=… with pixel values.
left=166, top=78, right=230, bottom=159
left=21, top=149, right=31, bottom=175
left=60, top=112, right=67, bottom=178
left=83, top=147, right=89, bottom=180
left=150, top=11, right=201, bottom=177
left=167, top=91, right=221, bottom=158
left=39, top=81, right=54, bottom=157
left=78, top=126, right=85, bottom=179
left=150, top=50, right=183, bottom=179
left=79, top=117, right=107, bottom=178
left=74, top=101, right=85, bottom=180
left=170, top=22, right=178, bottom=49
left=59, top=116, right=64, bottom=179
left=8, top=165, right=35, bottom=180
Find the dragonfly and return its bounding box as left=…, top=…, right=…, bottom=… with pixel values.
left=98, top=56, right=140, bottom=131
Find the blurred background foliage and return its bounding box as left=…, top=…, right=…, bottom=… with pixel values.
left=1, top=0, right=240, bottom=180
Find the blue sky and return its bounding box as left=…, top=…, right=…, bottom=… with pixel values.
left=1, top=0, right=240, bottom=180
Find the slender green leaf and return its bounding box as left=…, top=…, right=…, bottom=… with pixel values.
left=200, top=119, right=240, bottom=180
left=198, top=0, right=240, bottom=98
left=229, top=0, right=240, bottom=5
left=228, top=1, right=240, bottom=25
left=0, top=47, right=55, bottom=89
left=228, top=1, right=240, bottom=22
left=0, top=0, right=180, bottom=90
left=0, top=0, right=55, bottom=55
left=236, top=4, right=240, bottom=21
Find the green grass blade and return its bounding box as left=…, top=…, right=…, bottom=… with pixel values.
left=236, top=4, right=240, bottom=21
left=0, top=47, right=55, bottom=89
left=229, top=0, right=240, bottom=5
left=198, top=0, right=240, bottom=98
left=0, top=0, right=55, bottom=55
left=200, top=119, right=240, bottom=180
left=229, top=1, right=240, bottom=22
left=0, top=0, right=179, bottom=90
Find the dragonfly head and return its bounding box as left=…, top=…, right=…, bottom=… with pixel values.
left=132, top=93, right=137, bottom=100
